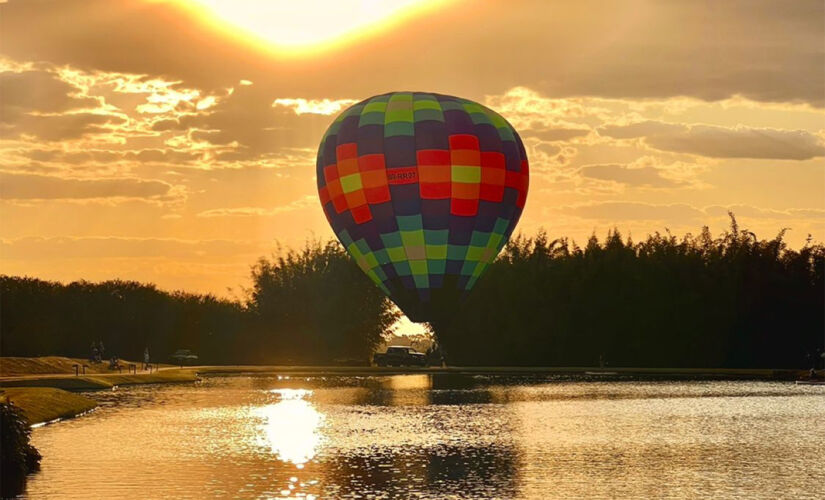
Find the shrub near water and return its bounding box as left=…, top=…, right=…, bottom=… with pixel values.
left=436, top=216, right=825, bottom=368
left=0, top=401, right=41, bottom=498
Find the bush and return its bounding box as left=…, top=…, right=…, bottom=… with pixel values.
left=1, top=401, right=41, bottom=498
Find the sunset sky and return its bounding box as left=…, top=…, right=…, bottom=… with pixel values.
left=1, top=0, right=823, bottom=305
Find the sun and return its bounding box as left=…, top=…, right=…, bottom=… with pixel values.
left=181, top=0, right=454, bottom=56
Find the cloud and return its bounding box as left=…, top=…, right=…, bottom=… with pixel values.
left=2, top=0, right=821, bottom=105
left=196, top=196, right=316, bottom=217
left=704, top=205, right=825, bottom=221
left=0, top=62, right=324, bottom=166
left=788, top=209, right=825, bottom=219
left=0, top=69, right=98, bottom=119
left=557, top=201, right=705, bottom=222
left=598, top=121, right=686, bottom=140
left=126, top=149, right=201, bottom=164
left=557, top=201, right=825, bottom=225
left=485, top=87, right=611, bottom=131
left=7, top=112, right=125, bottom=141
left=272, top=98, right=358, bottom=115
left=8, top=147, right=200, bottom=169
left=648, top=125, right=825, bottom=160
left=0, top=172, right=174, bottom=200
left=521, top=138, right=578, bottom=177
left=578, top=164, right=682, bottom=188
left=573, top=156, right=708, bottom=190
left=599, top=121, right=825, bottom=160
left=164, top=84, right=334, bottom=160
left=0, top=68, right=127, bottom=140
left=523, top=127, right=591, bottom=142
left=0, top=236, right=267, bottom=260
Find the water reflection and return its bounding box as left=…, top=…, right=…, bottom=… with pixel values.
left=23, top=375, right=825, bottom=499
left=320, top=444, right=520, bottom=499
left=380, top=374, right=432, bottom=390
left=254, top=389, right=323, bottom=466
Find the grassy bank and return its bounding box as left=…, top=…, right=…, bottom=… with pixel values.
left=0, top=357, right=199, bottom=424
left=0, top=370, right=199, bottom=390
left=1, top=387, right=98, bottom=425
left=0, top=356, right=196, bottom=391
left=0, top=356, right=169, bottom=377
left=0, top=356, right=198, bottom=424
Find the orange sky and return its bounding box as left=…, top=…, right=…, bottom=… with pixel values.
left=1, top=0, right=824, bottom=311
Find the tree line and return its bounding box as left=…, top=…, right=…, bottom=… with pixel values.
left=436, top=216, right=824, bottom=368
left=0, top=240, right=394, bottom=365
left=1, top=216, right=823, bottom=368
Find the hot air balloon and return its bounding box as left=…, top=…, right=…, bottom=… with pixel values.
left=316, top=92, right=528, bottom=324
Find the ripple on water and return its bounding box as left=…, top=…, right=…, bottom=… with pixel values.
left=23, top=375, right=825, bottom=499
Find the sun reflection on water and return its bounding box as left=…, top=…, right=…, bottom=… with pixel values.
left=253, top=389, right=325, bottom=467
left=24, top=377, right=825, bottom=499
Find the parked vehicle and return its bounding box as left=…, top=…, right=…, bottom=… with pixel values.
left=373, top=346, right=427, bottom=367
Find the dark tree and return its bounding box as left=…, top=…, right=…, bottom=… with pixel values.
left=436, top=216, right=824, bottom=368
left=0, top=277, right=246, bottom=364
left=2, top=216, right=822, bottom=369
left=247, top=239, right=399, bottom=364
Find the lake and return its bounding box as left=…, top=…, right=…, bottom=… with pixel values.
left=23, top=374, right=825, bottom=499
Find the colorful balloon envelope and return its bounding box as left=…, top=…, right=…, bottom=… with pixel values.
left=316, top=92, right=528, bottom=323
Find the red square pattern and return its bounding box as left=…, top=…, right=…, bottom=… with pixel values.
left=323, top=143, right=392, bottom=224
left=417, top=150, right=450, bottom=200
left=479, top=151, right=505, bottom=202
left=359, top=154, right=390, bottom=204
left=451, top=199, right=478, bottom=216
left=325, top=172, right=347, bottom=214
left=336, top=143, right=357, bottom=160
left=449, top=134, right=481, bottom=216
left=318, top=185, right=330, bottom=205
left=504, top=161, right=529, bottom=209
left=321, top=139, right=527, bottom=223
left=350, top=204, right=372, bottom=224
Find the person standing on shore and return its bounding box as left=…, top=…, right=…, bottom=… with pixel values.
left=143, top=347, right=150, bottom=371
left=90, top=342, right=98, bottom=363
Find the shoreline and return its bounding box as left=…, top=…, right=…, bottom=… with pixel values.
left=1, top=358, right=817, bottom=426
left=1, top=359, right=201, bottom=425
left=196, top=364, right=810, bottom=380
left=0, top=387, right=98, bottom=425
left=0, top=370, right=200, bottom=425
left=0, top=369, right=200, bottom=391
